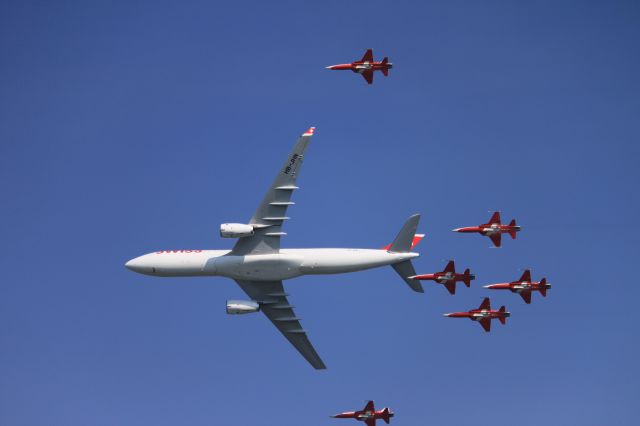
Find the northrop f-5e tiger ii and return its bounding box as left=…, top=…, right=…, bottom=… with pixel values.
left=326, top=49, right=393, bottom=85
left=125, top=127, right=425, bottom=369
left=453, top=211, right=521, bottom=247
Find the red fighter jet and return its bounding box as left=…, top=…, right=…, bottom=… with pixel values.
left=332, top=401, right=394, bottom=426
left=409, top=260, right=475, bottom=295
left=484, top=269, right=551, bottom=304
left=444, top=298, right=510, bottom=332
left=326, top=49, right=393, bottom=85
left=452, top=211, right=521, bottom=247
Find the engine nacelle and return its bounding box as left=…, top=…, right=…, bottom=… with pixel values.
left=220, top=223, right=254, bottom=238
left=226, top=300, right=260, bottom=315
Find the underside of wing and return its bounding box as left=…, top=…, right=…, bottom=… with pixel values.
left=444, top=260, right=455, bottom=273
left=444, top=281, right=456, bottom=295
left=479, top=318, right=491, bottom=332
left=489, top=233, right=502, bottom=247
left=234, top=279, right=326, bottom=369
left=360, top=48, right=374, bottom=62
left=479, top=297, right=491, bottom=310
left=488, top=211, right=501, bottom=225
left=519, top=269, right=532, bottom=283
left=363, top=400, right=375, bottom=412
left=520, top=291, right=532, bottom=304
left=231, top=128, right=315, bottom=255
left=361, top=70, right=374, bottom=84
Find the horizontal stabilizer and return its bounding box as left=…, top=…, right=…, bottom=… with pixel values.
left=392, top=260, right=424, bottom=293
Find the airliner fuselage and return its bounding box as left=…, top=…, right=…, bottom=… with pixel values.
left=126, top=249, right=419, bottom=281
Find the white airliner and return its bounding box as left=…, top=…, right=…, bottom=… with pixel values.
left=125, top=127, right=424, bottom=369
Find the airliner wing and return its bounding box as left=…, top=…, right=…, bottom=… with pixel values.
left=234, top=279, right=326, bottom=369
left=231, top=128, right=315, bottom=255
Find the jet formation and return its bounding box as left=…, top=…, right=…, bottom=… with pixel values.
left=453, top=211, right=521, bottom=247
left=444, top=297, right=511, bottom=332
left=326, top=49, right=393, bottom=85
left=332, top=401, right=394, bottom=426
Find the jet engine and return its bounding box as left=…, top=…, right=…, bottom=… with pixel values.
left=226, top=300, right=260, bottom=314
left=220, top=223, right=254, bottom=238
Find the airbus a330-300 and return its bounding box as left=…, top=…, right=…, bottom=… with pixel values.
left=125, top=128, right=425, bottom=369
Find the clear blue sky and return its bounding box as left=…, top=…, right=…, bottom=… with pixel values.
left=1, top=1, right=639, bottom=425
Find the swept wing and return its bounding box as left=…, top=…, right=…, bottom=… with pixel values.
left=230, top=128, right=325, bottom=369
left=235, top=280, right=326, bottom=369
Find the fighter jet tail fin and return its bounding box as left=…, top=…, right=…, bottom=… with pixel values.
left=463, top=268, right=473, bottom=287
left=540, top=278, right=548, bottom=296
left=381, top=57, right=389, bottom=77
left=498, top=306, right=507, bottom=324
left=381, top=408, right=391, bottom=424
left=508, top=219, right=518, bottom=239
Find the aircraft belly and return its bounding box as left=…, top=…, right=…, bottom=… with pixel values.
left=295, top=249, right=399, bottom=275
left=214, top=254, right=304, bottom=281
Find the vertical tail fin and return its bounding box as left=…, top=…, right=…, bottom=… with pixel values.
left=381, top=57, right=388, bottom=64
left=540, top=278, right=547, bottom=296
left=388, top=214, right=421, bottom=253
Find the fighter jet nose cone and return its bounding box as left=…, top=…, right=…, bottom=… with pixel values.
left=483, top=285, right=491, bottom=288
left=452, top=228, right=461, bottom=232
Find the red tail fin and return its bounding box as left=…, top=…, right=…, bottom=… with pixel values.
left=381, top=68, right=389, bottom=77
left=381, top=408, right=391, bottom=424
left=381, top=57, right=388, bottom=64
left=463, top=268, right=472, bottom=287
left=498, top=306, right=507, bottom=324
left=508, top=219, right=517, bottom=239
left=540, top=278, right=547, bottom=296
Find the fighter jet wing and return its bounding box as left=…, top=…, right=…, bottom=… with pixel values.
left=360, top=49, right=374, bottom=62
left=361, top=70, right=374, bottom=85
left=479, top=297, right=491, bottom=310
left=234, top=279, right=326, bottom=370
left=444, top=260, right=455, bottom=273
left=231, top=128, right=315, bottom=255
left=489, top=233, right=502, bottom=247
left=363, top=401, right=375, bottom=412
left=520, top=291, right=532, bottom=304
left=518, top=269, right=532, bottom=282
left=444, top=281, right=456, bottom=295
left=487, top=211, right=501, bottom=225
left=479, top=318, right=492, bottom=332
left=365, top=419, right=376, bottom=426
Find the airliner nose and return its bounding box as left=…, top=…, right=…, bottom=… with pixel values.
left=125, top=257, right=148, bottom=274
left=125, top=258, right=139, bottom=272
